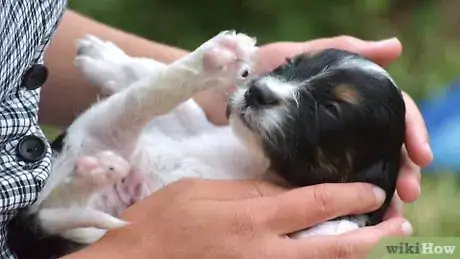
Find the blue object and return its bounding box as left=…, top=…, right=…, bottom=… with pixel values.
left=419, top=80, right=460, bottom=172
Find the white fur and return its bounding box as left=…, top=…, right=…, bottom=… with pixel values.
left=258, top=76, right=300, bottom=102
left=290, top=219, right=360, bottom=239
left=30, top=31, right=359, bottom=244
left=228, top=76, right=300, bottom=146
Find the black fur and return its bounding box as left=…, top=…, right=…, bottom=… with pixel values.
left=7, top=211, right=84, bottom=259
left=50, top=132, right=67, bottom=153
left=247, top=49, right=405, bottom=226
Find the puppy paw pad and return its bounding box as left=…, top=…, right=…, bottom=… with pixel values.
left=200, top=30, right=258, bottom=81
left=73, top=151, right=131, bottom=188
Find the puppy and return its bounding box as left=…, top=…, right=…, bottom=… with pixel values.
left=230, top=49, right=406, bottom=224
left=7, top=31, right=405, bottom=258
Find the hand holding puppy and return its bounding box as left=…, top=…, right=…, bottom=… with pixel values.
left=66, top=179, right=411, bottom=259
left=201, top=36, right=428, bottom=220
left=255, top=36, right=430, bottom=219
left=65, top=35, right=425, bottom=259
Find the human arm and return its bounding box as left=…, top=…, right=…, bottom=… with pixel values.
left=62, top=179, right=411, bottom=259
left=39, top=10, right=188, bottom=128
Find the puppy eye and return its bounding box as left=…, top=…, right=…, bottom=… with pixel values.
left=241, top=69, right=249, bottom=78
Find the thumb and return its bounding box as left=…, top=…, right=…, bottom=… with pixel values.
left=262, top=182, right=386, bottom=234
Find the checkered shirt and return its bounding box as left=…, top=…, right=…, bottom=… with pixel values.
left=0, top=1, right=67, bottom=258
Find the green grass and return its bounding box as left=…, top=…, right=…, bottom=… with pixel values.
left=41, top=125, right=62, bottom=141
left=405, top=173, right=460, bottom=237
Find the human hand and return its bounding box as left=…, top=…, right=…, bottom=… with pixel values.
left=256, top=36, right=432, bottom=220
left=68, top=179, right=411, bottom=259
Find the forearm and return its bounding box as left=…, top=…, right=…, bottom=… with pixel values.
left=39, top=10, right=228, bottom=128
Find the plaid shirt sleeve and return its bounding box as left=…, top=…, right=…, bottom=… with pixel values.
left=0, top=1, right=67, bottom=258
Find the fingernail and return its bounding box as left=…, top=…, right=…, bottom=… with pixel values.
left=373, top=37, right=398, bottom=46
left=424, top=143, right=433, bottom=161
left=402, top=220, right=413, bottom=236
left=373, top=186, right=386, bottom=203
left=413, top=179, right=422, bottom=195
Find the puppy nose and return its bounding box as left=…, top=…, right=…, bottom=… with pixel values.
left=245, top=83, right=278, bottom=107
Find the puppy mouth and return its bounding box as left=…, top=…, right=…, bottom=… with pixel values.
left=225, top=103, right=233, bottom=119
left=228, top=96, right=274, bottom=133
left=227, top=96, right=255, bottom=129
left=226, top=101, right=252, bottom=127
left=227, top=78, right=285, bottom=132
left=236, top=106, right=257, bottom=131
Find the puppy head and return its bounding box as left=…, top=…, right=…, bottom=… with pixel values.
left=228, top=49, right=405, bottom=187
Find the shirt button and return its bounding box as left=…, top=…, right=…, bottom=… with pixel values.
left=21, top=64, right=49, bottom=90
left=16, top=135, right=47, bottom=162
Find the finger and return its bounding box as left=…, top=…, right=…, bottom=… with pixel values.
left=383, top=192, right=404, bottom=221
left=263, top=183, right=386, bottom=234
left=290, top=217, right=412, bottom=259
left=400, top=146, right=423, bottom=184
left=402, top=92, right=433, bottom=167
left=172, top=178, right=288, bottom=201
left=301, top=36, right=402, bottom=67
left=396, top=146, right=422, bottom=203
left=256, top=36, right=402, bottom=74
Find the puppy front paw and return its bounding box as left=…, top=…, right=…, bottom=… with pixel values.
left=185, top=30, right=258, bottom=89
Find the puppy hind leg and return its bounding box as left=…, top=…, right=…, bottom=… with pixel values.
left=71, top=150, right=131, bottom=191
left=60, top=228, right=107, bottom=244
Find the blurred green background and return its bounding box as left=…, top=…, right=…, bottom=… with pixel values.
left=57, top=0, right=460, bottom=237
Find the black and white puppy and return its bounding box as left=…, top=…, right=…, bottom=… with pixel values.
left=229, top=49, right=406, bottom=227
left=7, top=31, right=405, bottom=258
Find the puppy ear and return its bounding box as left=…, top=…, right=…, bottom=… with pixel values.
left=316, top=83, right=363, bottom=133
left=332, top=84, right=363, bottom=105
